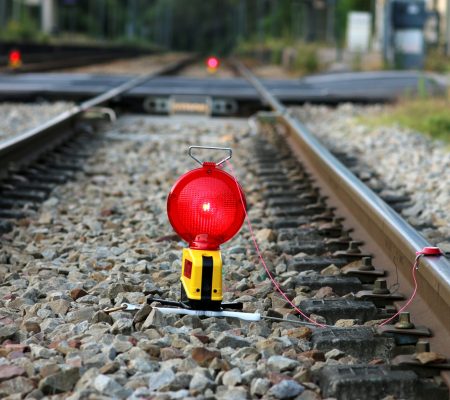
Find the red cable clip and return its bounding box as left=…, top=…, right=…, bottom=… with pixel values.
left=414, top=247, right=443, bottom=270
left=416, top=246, right=443, bottom=256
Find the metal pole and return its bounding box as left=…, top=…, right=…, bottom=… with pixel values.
left=41, top=0, right=55, bottom=34
left=13, top=0, right=20, bottom=21
left=447, top=0, right=450, bottom=55
left=127, top=0, right=136, bottom=39
left=0, top=0, right=7, bottom=27
left=326, top=0, right=336, bottom=44
left=257, top=0, right=264, bottom=61
left=238, top=0, right=245, bottom=40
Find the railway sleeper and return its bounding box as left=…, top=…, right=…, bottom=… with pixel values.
left=277, top=226, right=346, bottom=241
left=0, top=126, right=101, bottom=233
left=22, top=169, right=69, bottom=184
left=268, top=204, right=328, bottom=217
left=310, top=327, right=394, bottom=361
left=0, top=198, right=38, bottom=210
left=315, top=364, right=448, bottom=400
left=0, top=188, right=48, bottom=202
left=0, top=210, right=29, bottom=219
left=294, top=274, right=363, bottom=295
left=271, top=213, right=337, bottom=228
left=288, top=256, right=356, bottom=271
left=262, top=180, right=313, bottom=191
left=250, top=130, right=449, bottom=397
left=3, top=177, right=55, bottom=191
left=277, top=238, right=355, bottom=255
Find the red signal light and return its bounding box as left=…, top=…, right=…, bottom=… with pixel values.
left=167, top=163, right=246, bottom=250
left=8, top=49, right=22, bottom=68
left=206, top=56, right=219, bottom=69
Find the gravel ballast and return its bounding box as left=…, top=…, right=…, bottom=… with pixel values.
left=0, top=112, right=446, bottom=399
left=0, top=102, right=74, bottom=144
left=0, top=116, right=333, bottom=399
left=291, top=104, right=450, bottom=252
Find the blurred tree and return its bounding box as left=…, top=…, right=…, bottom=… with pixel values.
left=0, top=0, right=367, bottom=51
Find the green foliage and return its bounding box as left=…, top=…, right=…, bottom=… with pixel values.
left=0, top=0, right=369, bottom=53
left=294, top=43, right=319, bottom=74
left=237, top=37, right=320, bottom=74
left=416, top=76, right=429, bottom=99
left=351, top=52, right=362, bottom=71
left=1, top=19, right=48, bottom=42
left=425, top=50, right=450, bottom=73
left=360, top=97, right=450, bottom=142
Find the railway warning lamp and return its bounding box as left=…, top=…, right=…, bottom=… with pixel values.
left=167, top=146, right=246, bottom=310
left=206, top=56, right=219, bottom=73
left=8, top=49, right=22, bottom=69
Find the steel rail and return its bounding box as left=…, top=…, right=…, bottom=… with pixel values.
left=0, top=55, right=195, bottom=179
left=235, top=60, right=450, bottom=350
left=0, top=52, right=140, bottom=74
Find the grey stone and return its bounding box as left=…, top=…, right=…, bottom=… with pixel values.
left=0, top=376, right=35, bottom=397
left=38, top=368, right=80, bottom=394
left=216, top=332, right=251, bottom=349
left=30, top=344, right=57, bottom=359
left=107, top=283, right=138, bottom=299
left=178, top=315, right=203, bottom=329
left=41, top=249, right=57, bottom=260
left=90, top=311, right=114, bottom=325
left=40, top=318, right=64, bottom=334
left=267, top=355, right=300, bottom=372
left=269, top=380, right=305, bottom=399
left=37, top=308, right=53, bottom=319
left=189, top=371, right=215, bottom=393
left=0, top=325, right=17, bottom=341
left=325, top=348, right=345, bottom=360
left=84, top=353, right=110, bottom=369
left=170, top=372, right=192, bottom=390
left=132, top=304, right=152, bottom=326
left=148, top=369, right=176, bottom=392
left=48, top=299, right=71, bottom=315
left=141, top=308, right=167, bottom=330
left=66, top=307, right=96, bottom=323
left=216, top=386, right=249, bottom=400
left=110, top=319, right=133, bottom=335
left=222, top=367, right=242, bottom=387
left=94, top=374, right=130, bottom=398
left=250, top=378, right=270, bottom=396
left=112, top=336, right=133, bottom=353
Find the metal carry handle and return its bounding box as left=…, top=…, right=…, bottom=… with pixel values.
left=188, top=145, right=232, bottom=167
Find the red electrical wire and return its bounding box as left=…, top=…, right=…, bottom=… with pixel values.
left=226, top=161, right=444, bottom=329
left=379, top=255, right=420, bottom=326
left=379, top=247, right=443, bottom=326
left=226, top=161, right=327, bottom=328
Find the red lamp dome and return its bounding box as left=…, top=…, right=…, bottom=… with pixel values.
left=206, top=56, right=219, bottom=69
left=8, top=49, right=22, bottom=67
left=167, top=163, right=246, bottom=250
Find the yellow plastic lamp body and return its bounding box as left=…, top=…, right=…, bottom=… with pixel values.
left=181, top=248, right=222, bottom=302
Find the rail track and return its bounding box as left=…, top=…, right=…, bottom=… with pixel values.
left=0, top=42, right=151, bottom=73
left=0, top=58, right=449, bottom=399
left=0, top=70, right=444, bottom=108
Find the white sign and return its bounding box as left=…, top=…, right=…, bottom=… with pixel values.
left=395, top=30, right=424, bottom=54
left=347, top=12, right=372, bottom=52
